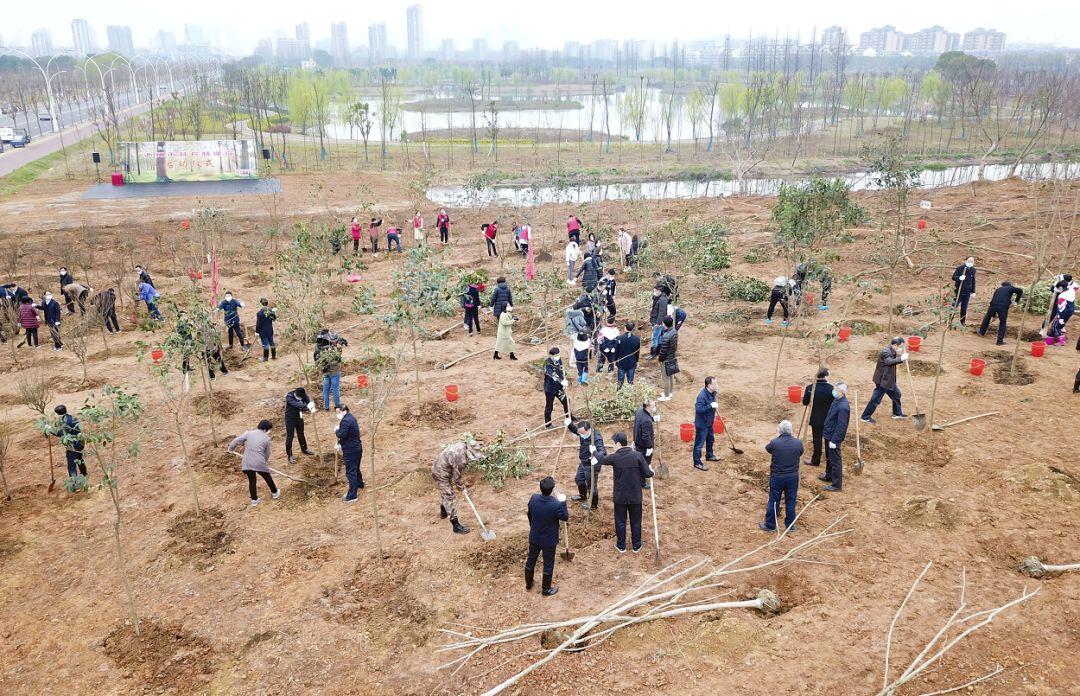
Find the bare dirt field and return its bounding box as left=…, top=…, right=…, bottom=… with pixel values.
left=0, top=173, right=1077, bottom=695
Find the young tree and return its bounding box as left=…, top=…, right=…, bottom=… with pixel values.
left=0, top=421, right=13, bottom=500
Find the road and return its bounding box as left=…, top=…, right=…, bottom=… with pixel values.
left=1, top=90, right=142, bottom=138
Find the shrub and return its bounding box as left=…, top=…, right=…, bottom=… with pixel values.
left=1027, top=279, right=1064, bottom=315
left=351, top=285, right=376, bottom=316
left=584, top=382, right=657, bottom=424
left=741, top=247, right=772, bottom=264
left=464, top=431, right=530, bottom=490
left=674, top=219, right=733, bottom=273
left=720, top=275, right=770, bottom=303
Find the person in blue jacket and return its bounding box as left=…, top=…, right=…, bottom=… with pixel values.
left=692, top=376, right=720, bottom=471
left=614, top=321, right=640, bottom=389
left=53, top=405, right=86, bottom=478
left=37, top=292, right=63, bottom=351
left=137, top=281, right=162, bottom=320
left=255, top=298, right=276, bottom=361
left=525, top=476, right=569, bottom=596
left=568, top=420, right=606, bottom=509
left=217, top=291, right=249, bottom=350
left=819, top=382, right=850, bottom=492
left=760, top=420, right=804, bottom=532
left=335, top=405, right=365, bottom=501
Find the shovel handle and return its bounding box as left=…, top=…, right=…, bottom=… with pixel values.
left=649, top=479, right=661, bottom=563
left=461, top=486, right=491, bottom=535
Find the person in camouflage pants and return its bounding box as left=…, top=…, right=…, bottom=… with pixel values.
left=432, top=439, right=484, bottom=534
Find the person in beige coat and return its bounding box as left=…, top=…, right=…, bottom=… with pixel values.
left=228, top=420, right=280, bottom=506
left=494, top=305, right=518, bottom=361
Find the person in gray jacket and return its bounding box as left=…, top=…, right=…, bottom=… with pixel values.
left=228, top=420, right=280, bottom=506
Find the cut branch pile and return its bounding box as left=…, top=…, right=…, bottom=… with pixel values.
left=438, top=509, right=850, bottom=695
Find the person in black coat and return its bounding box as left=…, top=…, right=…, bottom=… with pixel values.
left=568, top=420, right=606, bottom=508
left=542, top=347, right=570, bottom=428
left=59, top=267, right=76, bottom=314
left=648, top=286, right=669, bottom=358
left=633, top=399, right=656, bottom=489
left=760, top=420, right=803, bottom=532
left=573, top=293, right=596, bottom=336
left=601, top=432, right=653, bottom=553
left=461, top=283, right=481, bottom=335
left=53, top=405, right=87, bottom=478
left=801, top=369, right=834, bottom=466
left=335, top=405, right=365, bottom=501
left=614, top=321, right=640, bottom=389
left=860, top=337, right=908, bottom=423
left=135, top=265, right=155, bottom=288
left=819, top=383, right=850, bottom=491
left=656, top=316, right=679, bottom=400
left=951, top=256, right=976, bottom=325
left=525, top=476, right=569, bottom=596
left=978, top=281, right=1024, bottom=345
left=255, top=298, right=277, bottom=361
left=490, top=277, right=513, bottom=318
left=37, top=292, right=63, bottom=351
left=283, top=387, right=316, bottom=464
left=576, top=253, right=600, bottom=292
left=92, top=288, right=121, bottom=333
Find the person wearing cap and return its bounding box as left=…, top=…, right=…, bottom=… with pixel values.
left=819, top=382, right=850, bottom=492
left=432, top=439, right=485, bottom=534
left=228, top=420, right=280, bottom=507
left=760, top=420, right=803, bottom=532
left=568, top=420, right=606, bottom=509
left=951, top=256, right=977, bottom=325
left=52, top=405, right=86, bottom=478
left=860, top=337, right=908, bottom=424
left=525, top=476, right=569, bottom=596
left=335, top=405, right=364, bottom=502
left=601, top=432, right=653, bottom=553
left=543, top=347, right=571, bottom=429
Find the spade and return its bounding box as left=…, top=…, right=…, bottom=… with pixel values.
left=903, top=359, right=927, bottom=432
left=853, top=390, right=865, bottom=474
left=461, top=486, right=496, bottom=541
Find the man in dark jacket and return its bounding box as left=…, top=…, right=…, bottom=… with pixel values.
left=568, top=420, right=606, bottom=509
left=576, top=253, right=600, bottom=292
left=601, top=432, right=653, bottom=553
left=462, top=283, right=481, bottom=335
left=284, top=387, right=316, bottom=464
left=633, top=399, right=656, bottom=489
left=820, top=383, right=850, bottom=492
left=53, top=405, right=87, bottom=478
left=978, top=281, right=1024, bottom=345
left=217, top=291, right=249, bottom=350
left=692, top=376, right=719, bottom=471
left=91, top=288, right=121, bottom=333
left=573, top=293, right=596, bottom=336
left=255, top=299, right=277, bottom=361
left=648, top=286, right=670, bottom=358
left=860, top=337, right=908, bottom=424
left=335, top=405, right=364, bottom=501
left=801, top=368, right=834, bottom=466
left=951, top=256, right=976, bottom=325
left=614, top=321, right=640, bottom=389
left=37, top=292, right=63, bottom=351
left=656, top=316, right=679, bottom=401
left=59, top=267, right=76, bottom=314
left=542, top=347, right=570, bottom=428
left=760, top=420, right=803, bottom=532
left=490, top=277, right=513, bottom=318
left=135, top=265, right=155, bottom=289
left=525, top=476, right=569, bottom=596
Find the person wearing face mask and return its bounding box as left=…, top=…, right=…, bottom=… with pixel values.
left=633, top=399, right=656, bottom=489
left=58, top=267, right=76, bottom=314
left=228, top=420, right=280, bottom=507
left=801, top=368, right=834, bottom=467
left=37, top=291, right=63, bottom=351
left=543, top=347, right=571, bottom=429
left=216, top=291, right=249, bottom=351
left=436, top=208, right=451, bottom=244
left=1047, top=280, right=1077, bottom=346
left=572, top=331, right=591, bottom=385
left=350, top=216, right=363, bottom=255
left=860, top=337, right=908, bottom=424
left=432, top=438, right=485, bottom=534
left=335, top=405, right=364, bottom=502
left=565, top=240, right=580, bottom=283
left=567, top=420, right=607, bottom=509
left=951, top=257, right=977, bottom=325
left=614, top=321, right=641, bottom=389
left=137, top=279, right=162, bottom=321
left=819, top=382, right=850, bottom=492
left=656, top=316, right=679, bottom=401
left=255, top=299, right=277, bottom=361
left=648, top=285, right=669, bottom=359
left=692, top=377, right=720, bottom=471
left=978, top=281, right=1024, bottom=345
left=494, top=305, right=518, bottom=361
left=134, top=265, right=155, bottom=289
left=765, top=276, right=793, bottom=326
left=283, top=387, right=316, bottom=464
left=601, top=432, right=653, bottom=554
left=760, top=420, right=803, bottom=532
left=525, top=476, right=569, bottom=596
left=63, top=281, right=92, bottom=314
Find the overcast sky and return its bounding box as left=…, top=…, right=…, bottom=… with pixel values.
left=3, top=0, right=1078, bottom=54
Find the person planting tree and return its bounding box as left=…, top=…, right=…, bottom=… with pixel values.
left=765, top=276, right=794, bottom=326
left=566, top=215, right=582, bottom=244
left=315, top=328, right=348, bottom=411
left=335, top=405, right=364, bottom=502
left=542, top=347, right=571, bottom=429
left=483, top=220, right=499, bottom=257
left=134, top=265, right=154, bottom=289
left=216, top=291, right=249, bottom=351
left=368, top=216, right=383, bottom=255
left=255, top=298, right=277, bottom=361
left=18, top=296, right=40, bottom=348
left=350, top=217, right=363, bottom=255
left=802, top=368, right=834, bottom=468
left=91, top=288, right=121, bottom=333
left=386, top=223, right=403, bottom=253
left=692, top=376, right=720, bottom=471
left=601, top=432, right=653, bottom=554
left=227, top=420, right=280, bottom=507
left=568, top=420, right=606, bottom=510
left=759, top=420, right=803, bottom=533
left=978, top=281, right=1024, bottom=346
left=58, top=266, right=76, bottom=314
left=860, top=337, right=908, bottom=424
left=283, top=387, right=316, bottom=465
left=951, top=256, right=977, bottom=326
left=52, top=405, right=86, bottom=479
left=461, top=281, right=481, bottom=336
left=137, top=280, right=162, bottom=321
left=525, top=476, right=568, bottom=596
left=1047, top=280, right=1078, bottom=346
left=819, top=383, right=850, bottom=492
left=431, top=438, right=485, bottom=535
left=37, top=292, right=63, bottom=351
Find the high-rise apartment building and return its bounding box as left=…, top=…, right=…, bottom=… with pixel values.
left=71, top=19, right=96, bottom=55
left=30, top=29, right=53, bottom=57
left=907, top=26, right=960, bottom=54
left=962, top=28, right=1006, bottom=53
left=107, top=25, right=134, bottom=56
left=859, top=25, right=903, bottom=54
left=406, top=5, right=423, bottom=61
left=820, top=26, right=848, bottom=54
left=368, top=23, right=388, bottom=63
left=331, top=22, right=349, bottom=67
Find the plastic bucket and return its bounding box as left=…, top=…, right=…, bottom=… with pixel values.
left=150, top=348, right=164, bottom=364
left=908, top=336, right=922, bottom=352
left=969, top=358, right=986, bottom=376
left=838, top=326, right=852, bottom=342
left=445, top=384, right=459, bottom=402
left=713, top=416, right=726, bottom=434
left=1031, top=341, right=1046, bottom=358
left=679, top=423, right=694, bottom=442
left=787, top=385, right=802, bottom=403
left=356, top=374, right=369, bottom=389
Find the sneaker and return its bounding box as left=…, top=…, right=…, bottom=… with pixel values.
left=53, top=347, right=62, bottom=352
left=272, top=490, right=281, bottom=499
left=818, top=305, right=829, bottom=311
left=251, top=498, right=261, bottom=507
left=891, top=413, right=908, bottom=420
left=614, top=544, right=626, bottom=554
left=781, top=320, right=790, bottom=327
left=758, top=522, right=776, bottom=532
left=342, top=495, right=358, bottom=503
left=657, top=395, right=671, bottom=402
left=301, top=449, right=315, bottom=456
left=288, top=455, right=297, bottom=464
left=823, top=484, right=842, bottom=492
left=764, top=319, right=773, bottom=325
left=706, top=455, right=720, bottom=462
left=631, top=546, right=641, bottom=554
left=694, top=462, right=709, bottom=472
left=818, top=474, right=831, bottom=482
left=860, top=417, right=876, bottom=425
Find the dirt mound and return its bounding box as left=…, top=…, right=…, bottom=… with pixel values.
left=849, top=319, right=882, bottom=335
left=400, top=399, right=473, bottom=426
left=466, top=530, right=529, bottom=575
left=0, top=536, right=26, bottom=559
left=717, top=392, right=796, bottom=425
left=279, top=454, right=340, bottom=508
left=861, top=432, right=952, bottom=468
left=993, top=359, right=1036, bottom=385
left=566, top=505, right=616, bottom=546
left=713, top=308, right=753, bottom=326
left=50, top=375, right=107, bottom=392
left=896, top=496, right=964, bottom=530
left=193, top=437, right=241, bottom=481
left=734, top=461, right=770, bottom=489
left=103, top=620, right=217, bottom=694
left=192, top=390, right=244, bottom=419
left=165, top=507, right=236, bottom=565
left=1004, top=464, right=1080, bottom=500
left=387, top=468, right=435, bottom=497
left=273, top=544, right=333, bottom=580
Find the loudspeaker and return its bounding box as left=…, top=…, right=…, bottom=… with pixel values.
left=261, top=148, right=270, bottom=160
left=92, top=152, right=101, bottom=163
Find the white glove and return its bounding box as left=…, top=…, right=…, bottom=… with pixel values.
left=556, top=493, right=566, bottom=502
left=828, top=441, right=837, bottom=450
left=646, top=448, right=653, bottom=456
left=561, top=379, right=568, bottom=387
left=54, top=322, right=60, bottom=327
left=590, top=457, right=598, bottom=466
left=958, top=275, right=966, bottom=281
left=711, top=401, right=718, bottom=410
left=307, top=402, right=316, bottom=412
left=334, top=443, right=342, bottom=452
left=653, top=414, right=661, bottom=422
left=900, top=353, right=909, bottom=362
left=589, top=445, right=597, bottom=454
left=564, top=415, right=572, bottom=425
left=239, top=301, right=246, bottom=307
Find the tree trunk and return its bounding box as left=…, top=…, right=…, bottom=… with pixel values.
left=109, top=495, right=141, bottom=636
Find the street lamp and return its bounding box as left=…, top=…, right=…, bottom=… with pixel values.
left=109, top=54, right=140, bottom=105
left=0, top=47, right=64, bottom=133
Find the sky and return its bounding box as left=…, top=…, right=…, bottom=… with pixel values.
left=3, top=0, right=1078, bottom=55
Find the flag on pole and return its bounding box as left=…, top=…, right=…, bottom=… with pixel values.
left=210, top=247, right=220, bottom=307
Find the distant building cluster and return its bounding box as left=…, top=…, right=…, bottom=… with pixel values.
left=857, top=25, right=1005, bottom=56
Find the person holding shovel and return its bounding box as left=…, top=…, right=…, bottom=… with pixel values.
left=692, top=376, right=720, bottom=471
left=53, top=405, right=86, bottom=478
left=951, top=257, right=977, bottom=326
left=461, top=282, right=482, bottom=336
left=542, top=347, right=571, bottom=429
left=335, top=405, right=364, bottom=502
left=615, top=321, right=641, bottom=389
left=283, top=387, right=316, bottom=465
left=568, top=420, right=606, bottom=509
left=58, top=267, right=75, bottom=314
left=368, top=217, right=383, bottom=255
left=525, top=476, right=569, bottom=596
left=432, top=439, right=485, bottom=535
left=765, top=276, right=793, bottom=326
left=819, top=383, right=850, bottom=492
left=255, top=299, right=277, bottom=361
left=228, top=420, right=280, bottom=507
left=978, top=281, right=1024, bottom=345
left=601, top=432, right=654, bottom=554
left=801, top=368, right=834, bottom=467
left=760, top=420, right=803, bottom=532
left=859, top=337, right=908, bottom=425
left=37, top=292, right=63, bottom=351
left=91, top=288, right=121, bottom=333
left=217, top=291, right=249, bottom=351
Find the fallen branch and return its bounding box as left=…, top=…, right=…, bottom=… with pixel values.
left=931, top=412, right=999, bottom=431
left=438, top=347, right=490, bottom=370
left=1019, top=556, right=1080, bottom=579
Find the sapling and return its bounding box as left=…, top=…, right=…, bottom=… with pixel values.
left=0, top=421, right=13, bottom=500
left=18, top=365, right=53, bottom=487
left=361, top=346, right=402, bottom=560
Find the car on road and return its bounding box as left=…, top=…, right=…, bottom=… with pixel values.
left=0, top=127, right=31, bottom=148
left=38, top=112, right=52, bottom=121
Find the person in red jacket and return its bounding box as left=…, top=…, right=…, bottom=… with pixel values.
left=350, top=217, right=362, bottom=255
left=484, top=220, right=499, bottom=257
left=436, top=209, right=451, bottom=244
left=368, top=217, right=383, bottom=255
left=566, top=215, right=582, bottom=244
left=18, top=296, right=40, bottom=348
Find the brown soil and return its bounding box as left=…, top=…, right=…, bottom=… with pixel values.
left=279, top=453, right=341, bottom=508
left=102, top=620, right=217, bottom=694
left=191, top=389, right=244, bottom=419
left=993, top=358, right=1037, bottom=385
left=400, top=398, right=473, bottom=426
left=896, top=495, right=964, bottom=530
left=165, top=506, right=236, bottom=564
left=0, top=536, right=26, bottom=559
left=863, top=350, right=942, bottom=376
left=466, top=530, right=530, bottom=575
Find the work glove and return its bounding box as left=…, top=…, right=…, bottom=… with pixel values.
left=564, top=415, right=572, bottom=426
left=711, top=401, right=718, bottom=410
left=828, top=441, right=837, bottom=450
left=307, top=402, right=316, bottom=413
left=589, top=445, right=597, bottom=454
left=561, top=379, right=568, bottom=387
left=334, top=443, right=342, bottom=452
left=653, top=414, right=661, bottom=422
left=239, top=301, right=246, bottom=307
left=901, top=353, right=909, bottom=362
left=556, top=493, right=566, bottom=503
left=590, top=457, right=598, bottom=466
left=646, top=448, right=653, bottom=456
left=959, top=275, right=966, bottom=281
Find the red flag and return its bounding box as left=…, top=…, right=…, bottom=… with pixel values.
left=525, top=228, right=535, bottom=281
left=210, top=248, right=219, bottom=307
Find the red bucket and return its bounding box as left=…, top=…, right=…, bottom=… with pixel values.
left=679, top=423, right=694, bottom=442
left=356, top=374, right=369, bottom=389
left=111, top=172, right=124, bottom=186
left=445, top=384, right=459, bottom=402
left=150, top=348, right=164, bottom=364
left=1031, top=341, right=1045, bottom=358
left=969, top=358, right=986, bottom=376
left=838, top=326, right=852, bottom=342
left=907, top=336, right=922, bottom=352
left=713, top=416, right=726, bottom=434
left=786, top=385, right=802, bottom=403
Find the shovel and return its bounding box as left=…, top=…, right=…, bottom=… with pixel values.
left=654, top=412, right=669, bottom=479
left=560, top=520, right=574, bottom=561
left=722, top=421, right=745, bottom=455
left=228, top=450, right=308, bottom=481
left=46, top=434, right=56, bottom=492
left=853, top=390, right=865, bottom=473
left=461, top=486, right=496, bottom=541
left=903, top=358, right=927, bottom=432
left=648, top=480, right=661, bottom=564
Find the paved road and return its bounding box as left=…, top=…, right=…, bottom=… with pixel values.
left=1, top=91, right=138, bottom=138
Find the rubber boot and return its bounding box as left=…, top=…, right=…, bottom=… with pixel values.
left=541, top=574, right=558, bottom=596
left=439, top=504, right=448, bottom=519
left=262, top=348, right=269, bottom=362
left=271, top=346, right=277, bottom=360
left=451, top=517, right=470, bottom=534
left=525, top=566, right=535, bottom=591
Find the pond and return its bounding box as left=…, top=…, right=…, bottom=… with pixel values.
left=425, top=162, right=1080, bottom=207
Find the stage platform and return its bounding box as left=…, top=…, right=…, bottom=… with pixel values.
left=83, top=178, right=280, bottom=199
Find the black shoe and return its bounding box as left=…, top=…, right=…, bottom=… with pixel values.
left=541, top=586, right=558, bottom=596
left=818, top=474, right=831, bottom=482
left=758, top=522, right=777, bottom=532
left=509, top=353, right=518, bottom=360
left=451, top=518, right=470, bottom=534
left=357, top=480, right=366, bottom=489
left=301, top=449, right=315, bottom=456
left=891, top=413, right=908, bottom=420
left=439, top=504, right=448, bottom=519
left=525, top=569, right=535, bottom=591
left=706, top=455, right=720, bottom=462
left=493, top=351, right=501, bottom=360
left=694, top=462, right=709, bottom=471
left=860, top=417, right=876, bottom=424
left=995, top=341, right=1005, bottom=345
left=824, top=484, right=842, bottom=492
